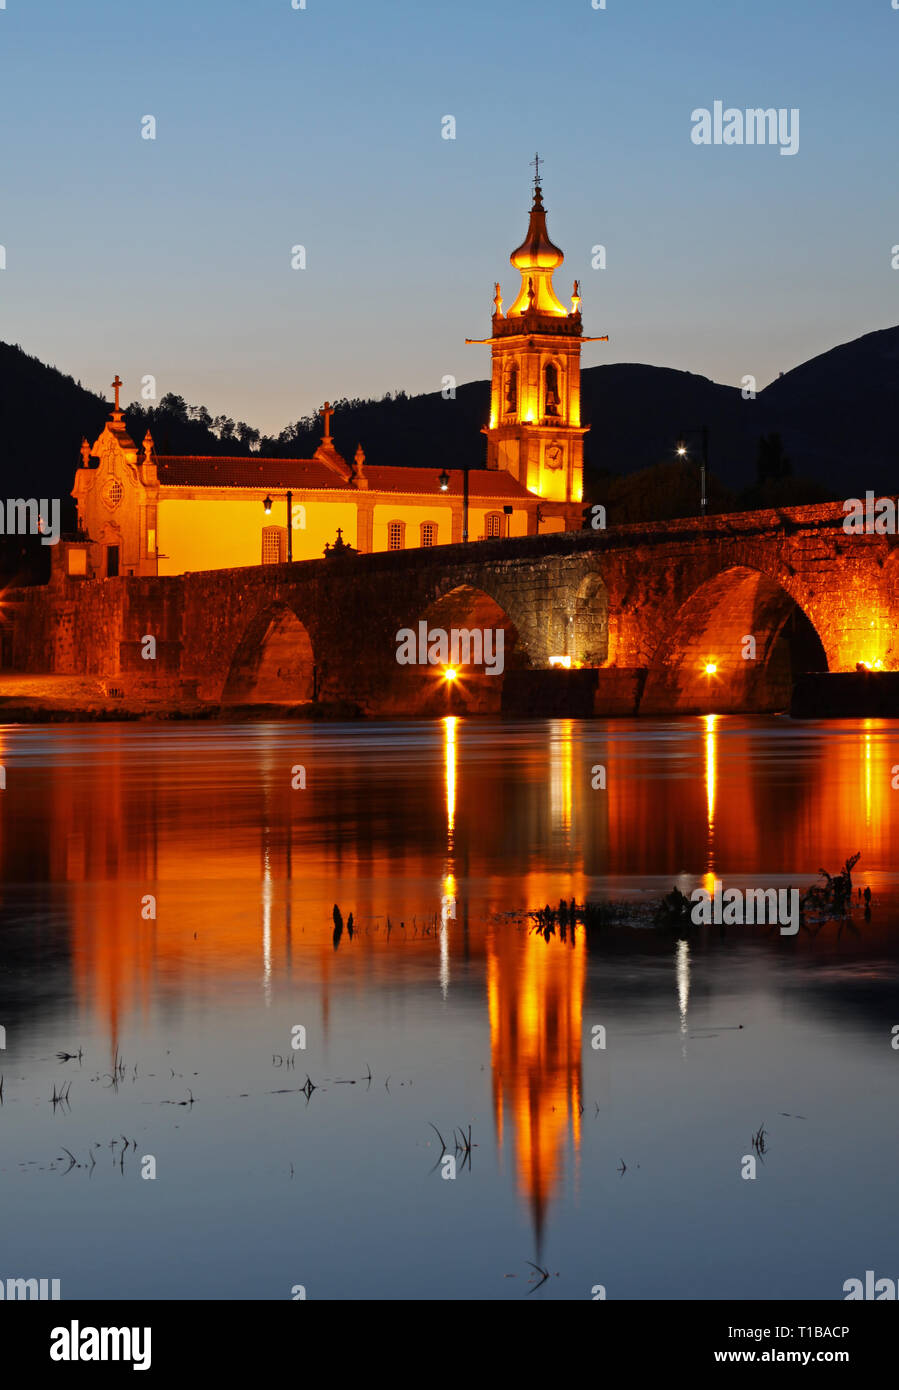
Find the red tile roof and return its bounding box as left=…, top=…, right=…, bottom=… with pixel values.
left=361, top=466, right=534, bottom=499
left=155, top=457, right=536, bottom=500
left=157, top=457, right=344, bottom=489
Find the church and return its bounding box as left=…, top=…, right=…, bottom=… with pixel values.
left=69, top=173, right=601, bottom=580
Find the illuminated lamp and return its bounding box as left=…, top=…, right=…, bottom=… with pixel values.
left=263, top=496, right=273, bottom=515
left=443, top=667, right=458, bottom=682
left=704, top=662, right=717, bottom=675
left=549, top=655, right=572, bottom=669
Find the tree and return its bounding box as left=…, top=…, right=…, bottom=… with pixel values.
left=584, top=459, right=734, bottom=525
left=159, top=393, right=189, bottom=421
left=236, top=421, right=260, bottom=449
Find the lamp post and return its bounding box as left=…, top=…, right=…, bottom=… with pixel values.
left=676, top=427, right=709, bottom=517
left=438, top=466, right=469, bottom=543
left=263, top=490, right=293, bottom=561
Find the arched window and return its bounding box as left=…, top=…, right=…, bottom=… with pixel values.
left=504, top=364, right=518, bottom=418
left=387, top=520, right=405, bottom=551
left=484, top=512, right=504, bottom=539
left=261, top=527, right=284, bottom=564
left=420, top=521, right=437, bottom=547
left=544, top=362, right=562, bottom=419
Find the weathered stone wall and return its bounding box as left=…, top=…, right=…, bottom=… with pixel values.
left=12, top=571, right=126, bottom=676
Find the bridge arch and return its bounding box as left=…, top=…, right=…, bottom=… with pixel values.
left=572, top=572, right=609, bottom=666
left=390, top=583, right=525, bottom=714
left=641, top=566, right=829, bottom=713
left=422, top=582, right=526, bottom=659
left=221, top=602, right=316, bottom=706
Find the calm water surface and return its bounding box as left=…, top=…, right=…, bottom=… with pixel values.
left=1, top=716, right=897, bottom=1300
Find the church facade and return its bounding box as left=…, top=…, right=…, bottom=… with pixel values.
left=70, top=176, right=599, bottom=580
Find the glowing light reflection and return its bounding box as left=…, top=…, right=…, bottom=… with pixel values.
left=550, top=719, right=573, bottom=843
left=444, top=716, right=457, bottom=845
left=676, top=938, right=690, bottom=1048
left=262, top=850, right=273, bottom=1006
left=705, top=713, right=717, bottom=875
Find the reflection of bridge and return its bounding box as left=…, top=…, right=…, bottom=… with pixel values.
left=3, top=713, right=895, bottom=1246
left=12, top=501, right=899, bottom=713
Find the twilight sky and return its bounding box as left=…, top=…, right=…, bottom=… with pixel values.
left=2, top=0, right=897, bottom=435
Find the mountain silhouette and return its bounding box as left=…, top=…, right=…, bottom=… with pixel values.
left=2, top=325, right=896, bottom=533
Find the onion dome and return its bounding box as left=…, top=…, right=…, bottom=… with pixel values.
left=507, top=182, right=568, bottom=317
left=510, top=185, right=564, bottom=274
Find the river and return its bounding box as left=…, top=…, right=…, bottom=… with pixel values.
left=0, top=716, right=897, bottom=1299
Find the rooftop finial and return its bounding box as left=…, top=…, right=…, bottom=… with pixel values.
left=532, top=151, right=542, bottom=191
left=111, top=374, right=123, bottom=415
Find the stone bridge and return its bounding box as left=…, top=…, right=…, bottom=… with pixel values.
left=9, top=502, right=899, bottom=715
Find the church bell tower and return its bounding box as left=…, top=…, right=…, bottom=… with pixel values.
left=470, top=160, right=606, bottom=516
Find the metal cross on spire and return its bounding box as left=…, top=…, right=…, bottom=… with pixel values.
left=532, top=152, right=542, bottom=189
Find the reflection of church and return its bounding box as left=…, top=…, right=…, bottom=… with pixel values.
left=69, top=172, right=600, bottom=579
left=487, top=926, right=585, bottom=1251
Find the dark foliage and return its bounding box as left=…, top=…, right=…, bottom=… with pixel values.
left=2, top=324, right=896, bottom=538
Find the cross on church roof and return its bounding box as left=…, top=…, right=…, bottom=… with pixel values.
left=111, top=374, right=123, bottom=412
left=320, top=401, right=334, bottom=441
left=532, top=152, right=542, bottom=189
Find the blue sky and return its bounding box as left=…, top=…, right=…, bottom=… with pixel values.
left=2, top=0, right=897, bottom=434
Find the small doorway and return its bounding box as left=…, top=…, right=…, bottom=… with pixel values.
left=106, top=546, right=119, bottom=578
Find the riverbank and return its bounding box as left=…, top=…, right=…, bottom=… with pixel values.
left=0, top=676, right=361, bottom=722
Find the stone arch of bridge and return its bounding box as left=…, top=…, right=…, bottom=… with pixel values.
left=640, top=565, right=830, bottom=714
left=425, top=560, right=610, bottom=667
left=391, top=583, right=524, bottom=714
left=221, top=601, right=316, bottom=706
left=418, top=582, right=527, bottom=666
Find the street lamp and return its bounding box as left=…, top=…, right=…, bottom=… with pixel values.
left=262, top=490, right=294, bottom=561
left=437, top=467, right=469, bottom=542
left=676, top=427, right=709, bottom=517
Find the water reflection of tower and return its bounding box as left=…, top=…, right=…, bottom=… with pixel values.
left=442, top=715, right=585, bottom=1249
left=487, top=926, right=585, bottom=1255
